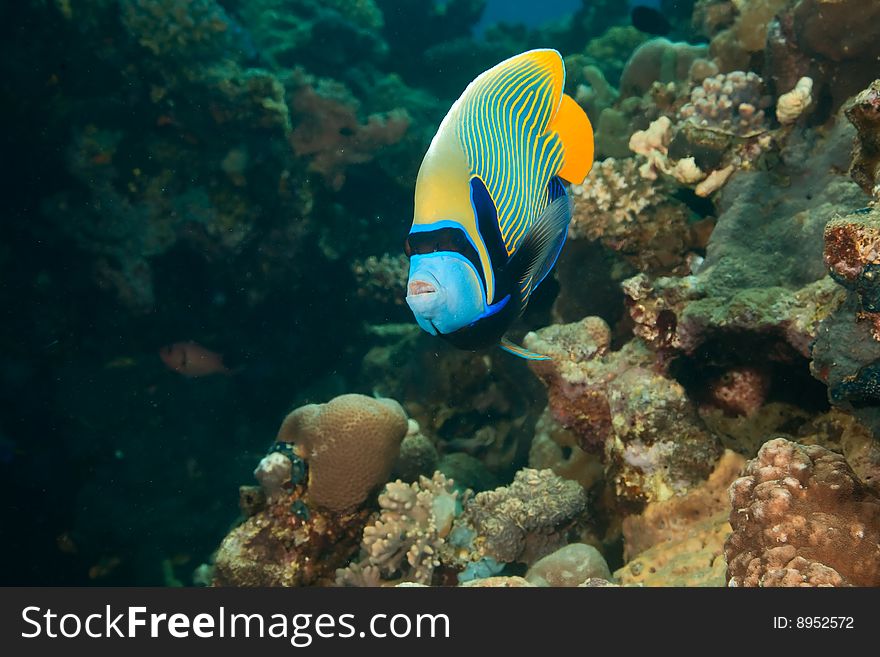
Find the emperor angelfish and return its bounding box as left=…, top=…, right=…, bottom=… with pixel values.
left=404, top=49, right=594, bottom=360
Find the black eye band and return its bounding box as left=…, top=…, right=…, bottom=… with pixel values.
left=404, top=228, right=485, bottom=288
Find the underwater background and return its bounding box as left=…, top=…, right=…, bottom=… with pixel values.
left=2, top=0, right=879, bottom=587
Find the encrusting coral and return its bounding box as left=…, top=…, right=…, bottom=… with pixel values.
left=725, top=437, right=880, bottom=587
left=845, top=80, right=880, bottom=199
left=812, top=203, right=880, bottom=422
left=524, top=317, right=723, bottom=507
left=452, top=468, right=588, bottom=566
left=621, top=449, right=745, bottom=561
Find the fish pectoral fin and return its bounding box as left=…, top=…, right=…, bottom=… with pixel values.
left=550, top=93, right=594, bottom=185
left=499, top=336, right=551, bottom=361
left=507, top=192, right=572, bottom=310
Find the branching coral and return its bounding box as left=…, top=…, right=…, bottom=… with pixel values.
left=726, top=437, right=880, bottom=586
left=337, top=472, right=458, bottom=585
left=628, top=71, right=773, bottom=197
left=679, top=71, right=769, bottom=137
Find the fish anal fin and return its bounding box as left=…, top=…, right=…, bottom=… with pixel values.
left=499, top=336, right=551, bottom=361
left=550, top=94, right=594, bottom=185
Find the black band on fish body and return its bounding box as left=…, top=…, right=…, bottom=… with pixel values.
left=470, top=176, right=509, bottom=270
left=404, top=226, right=486, bottom=293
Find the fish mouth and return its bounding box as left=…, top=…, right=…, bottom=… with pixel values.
left=407, top=279, right=436, bottom=296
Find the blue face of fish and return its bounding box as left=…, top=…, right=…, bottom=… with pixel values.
left=405, top=252, right=486, bottom=336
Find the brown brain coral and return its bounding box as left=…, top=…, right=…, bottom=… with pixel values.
left=726, top=437, right=880, bottom=587
left=278, top=393, right=408, bottom=513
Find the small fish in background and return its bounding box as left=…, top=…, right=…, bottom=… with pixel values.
left=56, top=532, right=78, bottom=555
left=404, top=49, right=594, bottom=361
left=630, top=0, right=671, bottom=36
left=159, top=341, right=230, bottom=378
left=89, top=555, right=122, bottom=580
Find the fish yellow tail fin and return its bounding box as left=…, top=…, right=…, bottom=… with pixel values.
left=550, top=93, right=594, bottom=185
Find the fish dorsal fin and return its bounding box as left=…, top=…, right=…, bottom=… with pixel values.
left=455, top=49, right=567, bottom=256
left=506, top=191, right=572, bottom=311
left=549, top=93, right=594, bottom=184
left=499, top=336, right=551, bottom=361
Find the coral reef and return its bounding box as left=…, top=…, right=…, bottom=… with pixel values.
left=277, top=394, right=408, bottom=513
left=212, top=394, right=410, bottom=586
left=845, top=80, right=880, bottom=199
left=213, top=502, right=370, bottom=587
left=705, top=0, right=789, bottom=72
left=628, top=71, right=773, bottom=198
left=621, top=449, right=745, bottom=561
left=615, top=512, right=730, bottom=587
left=812, top=203, right=880, bottom=425
left=752, top=0, right=880, bottom=124
left=10, top=0, right=880, bottom=593
left=528, top=409, right=603, bottom=490
left=611, top=449, right=745, bottom=587
left=351, top=253, right=409, bottom=309
left=392, top=420, right=439, bottom=482
left=525, top=318, right=723, bottom=507
left=452, top=468, right=588, bottom=566
left=360, top=327, right=545, bottom=481
left=619, top=38, right=709, bottom=99
left=624, top=113, right=863, bottom=363
left=337, top=472, right=458, bottom=586
left=726, top=437, right=880, bottom=587
left=567, top=157, right=704, bottom=274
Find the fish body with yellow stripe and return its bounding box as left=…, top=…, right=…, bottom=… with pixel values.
left=404, top=49, right=594, bottom=360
